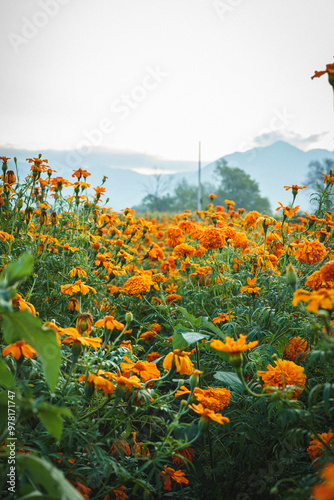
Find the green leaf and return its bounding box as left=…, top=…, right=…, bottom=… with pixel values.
left=5, top=253, right=34, bottom=287
left=17, top=454, right=84, bottom=499
left=214, top=371, right=244, bottom=392
left=0, top=360, right=15, bottom=389
left=2, top=311, right=61, bottom=392
left=0, top=288, right=13, bottom=313
left=37, top=403, right=72, bottom=441
left=177, top=306, right=199, bottom=326
left=172, top=331, right=189, bottom=350
left=174, top=423, right=198, bottom=441
left=180, top=331, right=209, bottom=346
left=201, top=320, right=224, bottom=337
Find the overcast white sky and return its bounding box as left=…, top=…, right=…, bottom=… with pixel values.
left=1, top=0, right=334, bottom=162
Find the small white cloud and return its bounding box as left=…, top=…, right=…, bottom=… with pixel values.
left=253, top=130, right=329, bottom=150
left=130, top=167, right=176, bottom=175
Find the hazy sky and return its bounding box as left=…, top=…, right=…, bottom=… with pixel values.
left=1, top=0, right=334, bottom=162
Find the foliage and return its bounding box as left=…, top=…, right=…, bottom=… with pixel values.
left=0, top=155, right=334, bottom=499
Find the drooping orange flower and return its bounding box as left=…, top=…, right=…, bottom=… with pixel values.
left=292, top=288, right=334, bottom=313
left=193, top=387, right=231, bottom=412
left=2, top=341, right=37, bottom=360
left=312, top=462, right=334, bottom=499
left=172, top=447, right=195, bottom=465
left=213, top=312, right=235, bottom=324
left=122, top=275, right=153, bottom=296
left=240, top=277, right=261, bottom=294
left=95, top=315, right=124, bottom=331
left=160, top=465, right=189, bottom=491
left=68, top=266, right=87, bottom=279
left=12, top=294, right=36, bottom=315
left=76, top=313, right=93, bottom=336
left=107, top=372, right=143, bottom=390
left=175, top=385, right=191, bottom=397
left=294, top=239, right=327, bottom=265
left=61, top=328, right=102, bottom=349
left=188, top=403, right=230, bottom=425
left=257, top=359, right=306, bottom=399
left=163, top=349, right=194, bottom=375
left=78, top=371, right=115, bottom=396
left=60, top=280, right=97, bottom=296
left=199, top=227, right=226, bottom=250
left=284, top=337, right=310, bottom=362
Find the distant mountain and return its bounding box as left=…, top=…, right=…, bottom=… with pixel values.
left=0, top=142, right=332, bottom=212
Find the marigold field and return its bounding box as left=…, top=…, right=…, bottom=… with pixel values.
left=1, top=156, right=334, bottom=500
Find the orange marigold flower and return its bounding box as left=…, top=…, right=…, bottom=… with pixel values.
left=166, top=226, right=184, bottom=248
left=240, top=277, right=261, bottom=294
left=163, top=349, right=194, bottom=375
left=12, top=294, right=36, bottom=315
left=160, top=466, right=189, bottom=491
left=140, top=330, right=157, bottom=342
left=307, top=430, right=333, bottom=464
left=189, top=403, right=230, bottom=425
left=78, top=371, right=115, bottom=396
left=146, top=351, right=161, bottom=362
left=284, top=185, right=307, bottom=194
left=292, top=288, right=334, bottom=313
left=312, top=462, right=334, bottom=499
left=172, top=447, right=195, bottom=465
left=69, top=481, right=91, bottom=500
left=243, top=210, right=261, bottom=229
left=2, top=341, right=37, bottom=360
left=172, top=243, right=195, bottom=260
left=60, top=280, right=97, bottom=296
left=257, top=359, right=306, bottom=399
left=76, top=312, right=93, bottom=336
left=103, top=485, right=129, bottom=500
left=321, top=260, right=334, bottom=283
left=165, top=293, right=182, bottom=305
left=213, top=312, right=234, bottom=323
left=95, top=315, right=124, bottom=331
left=284, top=337, right=310, bottom=362
left=175, top=385, right=191, bottom=397
left=294, top=239, right=327, bottom=265
left=276, top=202, right=300, bottom=219
left=108, top=373, right=143, bottom=390
left=61, top=327, right=102, bottom=349
left=122, top=275, right=153, bottom=296
left=211, top=334, right=258, bottom=360
left=199, top=227, right=226, bottom=250
left=111, top=438, right=131, bottom=457
left=68, top=266, right=87, bottom=279
left=306, top=270, right=330, bottom=291
left=193, top=386, right=231, bottom=412
left=72, top=168, right=91, bottom=179
left=67, top=297, right=79, bottom=311
left=120, top=356, right=160, bottom=383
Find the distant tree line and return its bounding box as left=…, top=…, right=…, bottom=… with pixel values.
left=132, top=159, right=271, bottom=213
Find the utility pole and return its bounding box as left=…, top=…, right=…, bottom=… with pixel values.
left=197, top=140, right=202, bottom=211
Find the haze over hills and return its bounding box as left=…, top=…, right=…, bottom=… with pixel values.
left=1, top=141, right=332, bottom=212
